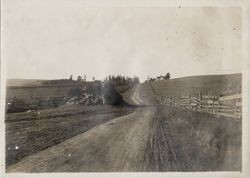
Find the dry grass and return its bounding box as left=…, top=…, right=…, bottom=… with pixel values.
left=157, top=105, right=241, bottom=171
left=5, top=105, right=135, bottom=165
left=151, top=73, right=241, bottom=97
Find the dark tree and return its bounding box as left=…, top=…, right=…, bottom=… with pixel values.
left=164, top=72, right=171, bottom=80
left=77, top=75, right=82, bottom=82
left=103, top=83, right=124, bottom=106
left=69, top=74, right=73, bottom=81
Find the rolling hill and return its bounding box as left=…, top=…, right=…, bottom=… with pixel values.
left=149, top=73, right=242, bottom=97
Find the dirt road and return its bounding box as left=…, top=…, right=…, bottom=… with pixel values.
left=131, top=85, right=144, bottom=105
left=7, top=107, right=156, bottom=172
left=122, top=83, right=158, bottom=106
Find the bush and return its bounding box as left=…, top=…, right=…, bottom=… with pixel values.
left=102, top=83, right=124, bottom=105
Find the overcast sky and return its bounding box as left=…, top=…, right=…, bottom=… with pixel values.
left=3, top=1, right=241, bottom=81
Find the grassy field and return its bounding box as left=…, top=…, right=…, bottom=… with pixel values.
left=5, top=105, right=135, bottom=165
left=150, top=73, right=241, bottom=97
left=6, top=79, right=44, bottom=87
left=6, top=79, right=132, bottom=103
left=154, top=106, right=241, bottom=171
left=6, top=86, right=77, bottom=101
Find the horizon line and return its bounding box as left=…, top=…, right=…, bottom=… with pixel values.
left=6, top=72, right=242, bottom=81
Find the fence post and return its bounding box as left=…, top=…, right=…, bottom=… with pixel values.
left=212, top=94, right=215, bottom=115
left=200, top=91, right=203, bottom=110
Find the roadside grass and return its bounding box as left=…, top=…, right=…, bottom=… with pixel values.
left=158, top=105, right=241, bottom=171
left=5, top=105, right=136, bottom=166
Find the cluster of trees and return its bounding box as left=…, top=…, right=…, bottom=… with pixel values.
left=69, top=74, right=87, bottom=82
left=146, top=72, right=171, bottom=82
left=68, top=74, right=140, bottom=85
left=104, top=75, right=140, bottom=85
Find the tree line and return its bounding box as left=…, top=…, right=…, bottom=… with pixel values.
left=104, top=75, right=140, bottom=85
left=41, top=72, right=170, bottom=86
left=146, top=72, right=171, bottom=82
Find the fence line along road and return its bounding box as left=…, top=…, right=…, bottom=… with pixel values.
left=155, top=91, right=242, bottom=120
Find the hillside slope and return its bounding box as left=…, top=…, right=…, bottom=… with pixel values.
left=7, top=79, right=43, bottom=87
left=150, top=73, right=241, bottom=97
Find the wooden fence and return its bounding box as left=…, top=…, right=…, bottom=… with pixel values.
left=159, top=93, right=242, bottom=119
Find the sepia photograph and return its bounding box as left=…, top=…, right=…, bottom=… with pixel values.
left=1, top=0, right=249, bottom=177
